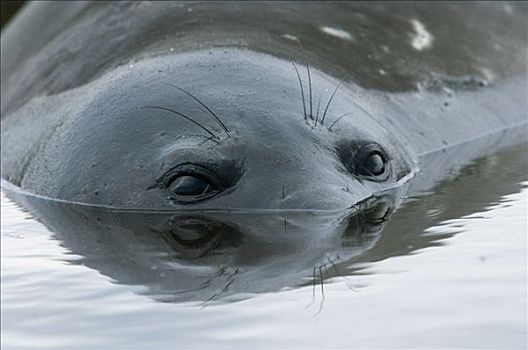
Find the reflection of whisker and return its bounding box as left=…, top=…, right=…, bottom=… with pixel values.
left=314, top=265, right=326, bottom=317
left=319, top=265, right=326, bottom=298
left=326, top=256, right=359, bottom=292
left=164, top=265, right=234, bottom=303
left=307, top=256, right=362, bottom=316
left=163, top=279, right=212, bottom=302
left=202, top=292, right=218, bottom=306
left=200, top=267, right=239, bottom=309
left=305, top=266, right=317, bottom=308
left=216, top=266, right=227, bottom=276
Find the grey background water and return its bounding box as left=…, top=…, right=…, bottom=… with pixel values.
left=1, top=144, right=526, bottom=349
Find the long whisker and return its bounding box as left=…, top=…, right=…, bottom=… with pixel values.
left=320, top=82, right=342, bottom=126
left=142, top=106, right=218, bottom=140
left=328, top=113, right=354, bottom=131
left=314, top=95, right=322, bottom=127
left=167, top=84, right=230, bottom=137
left=292, top=62, right=307, bottom=121
left=307, top=65, right=313, bottom=120
left=197, top=135, right=220, bottom=146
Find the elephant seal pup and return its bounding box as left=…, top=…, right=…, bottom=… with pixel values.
left=1, top=2, right=526, bottom=211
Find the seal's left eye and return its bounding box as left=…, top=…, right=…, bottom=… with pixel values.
left=163, top=166, right=223, bottom=204
left=168, top=174, right=221, bottom=203
left=152, top=162, right=241, bottom=204
left=170, top=176, right=215, bottom=196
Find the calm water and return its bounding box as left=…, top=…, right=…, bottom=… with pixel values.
left=1, top=144, right=527, bottom=349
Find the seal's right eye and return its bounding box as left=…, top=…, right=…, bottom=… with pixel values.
left=353, top=143, right=390, bottom=181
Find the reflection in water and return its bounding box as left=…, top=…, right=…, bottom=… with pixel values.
left=161, top=216, right=245, bottom=260
left=3, top=144, right=527, bottom=308
left=3, top=189, right=398, bottom=305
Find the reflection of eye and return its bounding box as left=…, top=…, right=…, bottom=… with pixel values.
left=168, top=218, right=219, bottom=247
left=166, top=166, right=223, bottom=204
left=354, top=144, right=390, bottom=181
left=162, top=216, right=245, bottom=259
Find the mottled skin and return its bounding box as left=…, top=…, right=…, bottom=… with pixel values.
left=1, top=2, right=527, bottom=302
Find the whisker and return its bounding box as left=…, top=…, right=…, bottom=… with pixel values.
left=141, top=106, right=219, bottom=140
left=167, top=84, right=230, bottom=137
left=328, top=113, right=354, bottom=131
left=197, top=135, right=220, bottom=146
left=307, top=65, right=313, bottom=121
left=292, top=62, right=308, bottom=121
left=320, top=82, right=342, bottom=126
left=314, top=95, right=322, bottom=127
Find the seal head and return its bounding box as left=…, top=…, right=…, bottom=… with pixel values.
left=4, top=49, right=412, bottom=210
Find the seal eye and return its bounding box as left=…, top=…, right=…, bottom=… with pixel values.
left=169, top=176, right=214, bottom=196
left=359, top=152, right=385, bottom=176
left=354, top=144, right=390, bottom=181
left=159, top=165, right=223, bottom=204
left=168, top=173, right=221, bottom=203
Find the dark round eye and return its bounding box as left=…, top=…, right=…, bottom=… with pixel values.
left=170, top=176, right=213, bottom=195
left=162, top=166, right=223, bottom=204
left=359, top=152, right=385, bottom=176
left=354, top=144, right=390, bottom=181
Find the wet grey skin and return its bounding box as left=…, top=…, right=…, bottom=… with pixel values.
left=1, top=2, right=527, bottom=302
left=1, top=1, right=527, bottom=211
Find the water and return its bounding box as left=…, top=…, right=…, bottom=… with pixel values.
left=1, top=144, right=527, bottom=349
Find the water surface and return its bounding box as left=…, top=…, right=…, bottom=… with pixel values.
left=1, top=144, right=527, bottom=349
